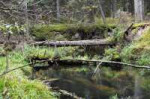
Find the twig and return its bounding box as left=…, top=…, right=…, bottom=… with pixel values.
left=0, top=63, right=31, bottom=77
left=5, top=52, right=9, bottom=72
left=91, top=61, right=102, bottom=77
left=0, top=60, right=48, bottom=77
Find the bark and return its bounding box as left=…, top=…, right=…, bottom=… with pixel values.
left=33, top=39, right=113, bottom=47
left=112, top=0, right=117, bottom=18
left=126, top=0, right=130, bottom=12
left=134, top=0, right=144, bottom=21
left=56, top=0, right=60, bottom=22
left=32, top=58, right=150, bottom=69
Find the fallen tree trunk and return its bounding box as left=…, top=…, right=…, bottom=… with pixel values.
left=31, top=58, right=150, bottom=70
left=33, top=39, right=113, bottom=47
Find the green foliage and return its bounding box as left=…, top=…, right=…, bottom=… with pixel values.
left=109, top=94, right=118, bottom=99
left=136, top=51, right=150, bottom=65
left=26, top=46, right=78, bottom=60
left=112, top=28, right=124, bottom=42
left=0, top=24, right=25, bottom=35
left=121, top=44, right=136, bottom=63
left=26, top=46, right=94, bottom=61
left=104, top=48, right=120, bottom=60
left=0, top=47, right=57, bottom=99
left=0, top=76, right=56, bottom=99
left=121, top=27, right=150, bottom=65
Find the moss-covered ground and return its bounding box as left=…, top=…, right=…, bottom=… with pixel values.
left=0, top=47, right=57, bottom=99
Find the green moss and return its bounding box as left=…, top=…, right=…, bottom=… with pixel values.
left=0, top=76, right=56, bottom=99
left=132, top=27, right=140, bottom=35
left=31, top=24, right=75, bottom=41
left=0, top=47, right=57, bottom=99
left=133, top=23, right=150, bottom=28
left=31, top=23, right=116, bottom=41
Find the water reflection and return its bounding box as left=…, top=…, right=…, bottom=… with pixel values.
left=134, top=76, right=142, bottom=99
left=33, top=66, right=150, bottom=99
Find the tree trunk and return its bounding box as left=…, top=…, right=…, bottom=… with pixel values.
left=113, top=0, right=117, bottom=18
left=56, top=0, right=60, bottom=22
left=134, top=0, right=144, bottom=21
left=33, top=39, right=113, bottom=47
left=98, top=0, right=106, bottom=24
left=126, top=0, right=130, bottom=12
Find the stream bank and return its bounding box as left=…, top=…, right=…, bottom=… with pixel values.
left=0, top=22, right=150, bottom=99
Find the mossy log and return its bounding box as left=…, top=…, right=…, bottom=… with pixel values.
left=33, top=39, right=114, bottom=47
left=32, top=58, right=150, bottom=71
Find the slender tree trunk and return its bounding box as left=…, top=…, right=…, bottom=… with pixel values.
left=126, top=0, right=130, bottom=12
left=22, top=0, right=29, bottom=54
left=113, top=0, right=117, bottom=18
left=56, top=0, right=60, bottom=22
left=23, top=0, right=29, bottom=37
left=98, top=0, right=106, bottom=24
left=134, top=0, right=144, bottom=21
left=112, top=0, right=117, bottom=18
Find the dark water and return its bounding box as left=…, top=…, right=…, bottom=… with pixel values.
left=33, top=66, right=150, bottom=99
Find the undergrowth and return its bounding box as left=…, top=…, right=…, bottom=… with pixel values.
left=0, top=47, right=57, bottom=99
left=121, top=27, right=150, bottom=65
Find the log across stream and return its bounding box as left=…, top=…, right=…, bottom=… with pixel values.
left=31, top=58, right=150, bottom=71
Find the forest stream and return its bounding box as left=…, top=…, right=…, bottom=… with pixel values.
left=0, top=0, right=150, bottom=99
left=32, top=65, right=150, bottom=99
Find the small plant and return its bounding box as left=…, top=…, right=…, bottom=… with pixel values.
left=109, top=94, right=118, bottom=99
left=104, top=48, right=120, bottom=60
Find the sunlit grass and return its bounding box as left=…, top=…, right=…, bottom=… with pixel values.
left=0, top=75, right=56, bottom=99
left=0, top=47, right=57, bottom=99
